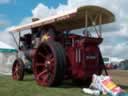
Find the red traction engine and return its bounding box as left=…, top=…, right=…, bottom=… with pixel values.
left=10, top=6, right=115, bottom=87
left=33, top=31, right=104, bottom=87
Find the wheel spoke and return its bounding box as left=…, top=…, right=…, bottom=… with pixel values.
left=47, top=71, right=51, bottom=80
left=16, top=66, right=20, bottom=79
left=13, top=69, right=17, bottom=79
left=43, top=46, right=50, bottom=55
left=50, top=57, right=55, bottom=63
left=37, top=69, right=47, bottom=80
left=14, top=70, right=17, bottom=75
left=13, top=64, right=19, bottom=76
left=46, top=54, right=53, bottom=60
left=38, top=52, right=46, bottom=59
left=16, top=73, right=19, bottom=79
left=48, top=63, right=54, bottom=73
left=42, top=74, right=48, bottom=83
left=36, top=63, right=45, bottom=67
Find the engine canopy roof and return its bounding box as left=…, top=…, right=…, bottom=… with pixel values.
left=9, top=5, right=115, bottom=32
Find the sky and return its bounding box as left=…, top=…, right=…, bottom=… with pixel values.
left=0, top=0, right=128, bottom=60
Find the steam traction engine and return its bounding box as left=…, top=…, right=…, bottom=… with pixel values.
left=10, top=6, right=115, bottom=87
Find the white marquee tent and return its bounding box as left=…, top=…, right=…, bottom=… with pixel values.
left=0, top=41, right=17, bottom=75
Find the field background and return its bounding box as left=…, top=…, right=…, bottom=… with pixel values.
left=0, top=70, right=127, bottom=96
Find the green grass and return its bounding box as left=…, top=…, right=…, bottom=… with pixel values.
left=0, top=75, right=88, bottom=96
left=0, top=74, right=127, bottom=96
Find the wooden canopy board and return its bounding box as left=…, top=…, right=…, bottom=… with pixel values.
left=9, top=5, right=115, bottom=32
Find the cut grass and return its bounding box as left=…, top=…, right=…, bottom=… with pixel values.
left=0, top=70, right=127, bottom=96
left=0, top=75, right=87, bottom=96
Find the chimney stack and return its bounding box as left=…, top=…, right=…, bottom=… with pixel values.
left=31, top=18, right=40, bottom=34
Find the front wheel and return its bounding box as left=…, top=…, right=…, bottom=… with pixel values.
left=12, top=58, right=24, bottom=80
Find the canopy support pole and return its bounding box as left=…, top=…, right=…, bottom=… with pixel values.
left=89, top=15, right=100, bottom=37
left=99, top=13, right=102, bottom=37
left=19, top=31, right=21, bottom=50
left=85, top=10, right=88, bottom=30
left=10, top=32, right=19, bottom=49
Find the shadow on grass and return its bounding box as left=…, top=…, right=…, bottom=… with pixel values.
left=54, top=80, right=89, bottom=89
left=23, top=78, right=87, bottom=88
left=22, top=74, right=34, bottom=82
left=23, top=78, right=34, bottom=82
left=23, top=74, right=89, bottom=88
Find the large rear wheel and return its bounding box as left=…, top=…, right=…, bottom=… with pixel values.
left=12, top=58, right=24, bottom=80
left=33, top=41, right=66, bottom=86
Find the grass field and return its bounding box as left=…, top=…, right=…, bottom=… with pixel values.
left=0, top=70, right=127, bottom=96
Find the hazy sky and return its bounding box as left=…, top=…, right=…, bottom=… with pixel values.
left=0, top=0, right=128, bottom=59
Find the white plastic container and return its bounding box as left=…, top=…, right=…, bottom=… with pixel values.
left=82, top=88, right=101, bottom=96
